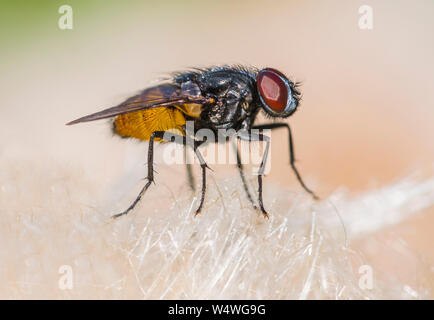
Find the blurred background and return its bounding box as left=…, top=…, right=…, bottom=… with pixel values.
left=0, top=0, right=433, bottom=298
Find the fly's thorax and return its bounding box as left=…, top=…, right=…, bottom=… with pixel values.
left=173, top=66, right=259, bottom=132
left=199, top=76, right=256, bottom=130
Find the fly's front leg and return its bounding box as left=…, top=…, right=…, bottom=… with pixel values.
left=253, top=123, right=319, bottom=200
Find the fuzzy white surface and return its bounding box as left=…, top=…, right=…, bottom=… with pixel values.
left=1, top=158, right=433, bottom=299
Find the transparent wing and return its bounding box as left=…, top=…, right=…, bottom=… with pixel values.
left=66, top=84, right=208, bottom=125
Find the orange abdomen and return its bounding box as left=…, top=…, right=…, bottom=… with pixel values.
left=113, top=107, right=186, bottom=141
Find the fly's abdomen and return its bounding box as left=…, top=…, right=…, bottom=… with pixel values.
left=113, top=108, right=186, bottom=141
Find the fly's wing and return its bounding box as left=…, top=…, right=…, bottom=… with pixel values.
left=66, top=83, right=209, bottom=125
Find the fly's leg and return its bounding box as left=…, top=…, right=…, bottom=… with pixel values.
left=237, top=131, right=270, bottom=218
left=193, top=146, right=210, bottom=216
left=185, top=148, right=196, bottom=191
left=111, top=127, right=210, bottom=218
left=182, top=124, right=196, bottom=192
left=112, top=131, right=162, bottom=218
left=232, top=139, right=257, bottom=210
left=112, top=131, right=185, bottom=219
left=253, top=123, right=319, bottom=200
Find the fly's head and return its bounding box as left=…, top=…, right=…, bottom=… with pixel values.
left=255, top=68, right=301, bottom=118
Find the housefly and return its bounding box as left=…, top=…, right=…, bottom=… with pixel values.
left=67, top=65, right=318, bottom=218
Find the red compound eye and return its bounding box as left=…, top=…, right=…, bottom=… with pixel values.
left=257, top=68, right=289, bottom=113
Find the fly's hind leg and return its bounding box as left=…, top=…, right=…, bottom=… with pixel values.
left=185, top=147, right=196, bottom=191
left=112, top=130, right=181, bottom=219
left=112, top=129, right=209, bottom=218
left=193, top=146, right=210, bottom=216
